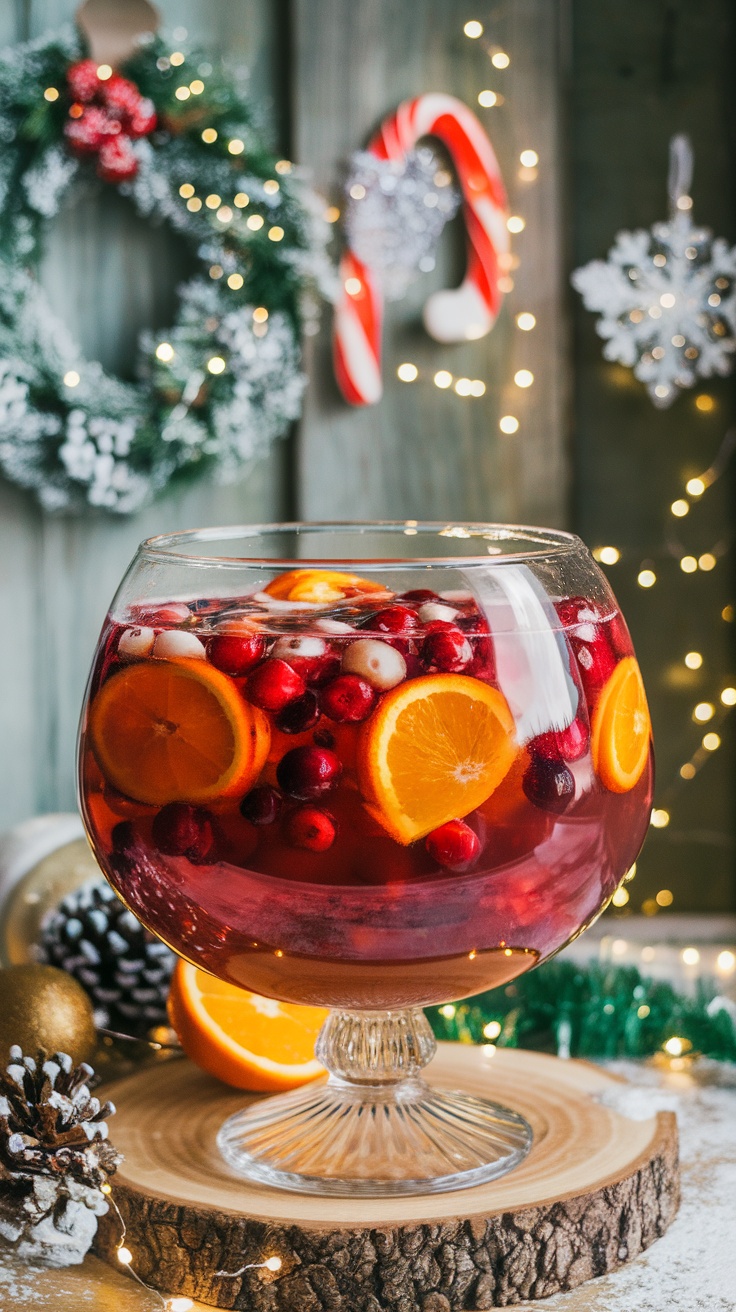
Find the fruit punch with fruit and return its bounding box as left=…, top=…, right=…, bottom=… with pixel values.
left=80, top=567, right=653, bottom=1008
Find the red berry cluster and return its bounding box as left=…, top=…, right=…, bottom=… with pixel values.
left=64, top=59, right=157, bottom=183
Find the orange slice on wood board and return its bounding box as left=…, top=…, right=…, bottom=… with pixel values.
left=591, top=656, right=651, bottom=793
left=264, top=568, right=385, bottom=604
left=88, top=659, right=270, bottom=806
left=167, top=959, right=327, bottom=1091
left=357, top=674, right=517, bottom=844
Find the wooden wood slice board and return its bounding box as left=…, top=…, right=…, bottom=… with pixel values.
left=94, top=1045, right=679, bottom=1310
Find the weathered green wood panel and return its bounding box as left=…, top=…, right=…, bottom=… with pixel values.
left=571, top=0, right=736, bottom=911
left=0, top=0, right=291, bottom=827
left=292, top=0, right=569, bottom=527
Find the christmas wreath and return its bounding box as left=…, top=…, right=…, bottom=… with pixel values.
left=0, top=28, right=331, bottom=513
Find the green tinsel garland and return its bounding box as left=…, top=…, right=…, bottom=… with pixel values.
left=427, top=960, right=736, bottom=1063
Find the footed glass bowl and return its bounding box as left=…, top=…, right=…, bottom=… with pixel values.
left=79, top=523, right=653, bottom=1195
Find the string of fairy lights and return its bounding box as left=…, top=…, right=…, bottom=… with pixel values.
left=104, top=1166, right=283, bottom=1308
left=591, top=421, right=735, bottom=915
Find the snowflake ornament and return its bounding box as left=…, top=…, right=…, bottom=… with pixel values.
left=572, top=136, right=736, bottom=408
left=344, top=147, right=460, bottom=301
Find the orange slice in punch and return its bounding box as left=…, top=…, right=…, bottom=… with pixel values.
left=358, top=674, right=517, bottom=844
left=168, top=960, right=327, bottom=1091
left=591, top=656, right=651, bottom=793
left=88, top=659, right=270, bottom=806
left=264, top=568, right=385, bottom=604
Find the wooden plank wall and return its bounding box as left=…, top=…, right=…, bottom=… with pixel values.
left=0, top=0, right=568, bottom=830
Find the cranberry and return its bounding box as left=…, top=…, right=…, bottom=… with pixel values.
left=111, top=820, right=137, bottom=855
left=298, top=651, right=342, bottom=687
left=425, top=820, right=481, bottom=870
left=522, top=757, right=575, bottom=813
left=555, top=596, right=606, bottom=635
left=246, top=659, right=305, bottom=711
left=320, top=674, right=375, bottom=723
left=368, top=606, right=418, bottom=635
left=284, top=805, right=336, bottom=852
left=240, top=785, right=282, bottom=825
left=313, top=727, right=336, bottom=748
left=277, top=746, right=342, bottom=799
left=556, top=597, right=619, bottom=698
left=468, top=635, right=496, bottom=681
left=275, top=690, right=321, bottom=734
left=208, top=632, right=266, bottom=675
left=152, top=803, right=215, bottom=863
left=571, top=636, right=617, bottom=697
left=457, top=613, right=489, bottom=634
left=400, top=589, right=438, bottom=604
left=342, top=638, right=407, bottom=689
left=533, top=718, right=589, bottom=762
left=421, top=623, right=472, bottom=673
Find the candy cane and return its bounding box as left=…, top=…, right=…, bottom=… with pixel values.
left=333, top=93, right=509, bottom=407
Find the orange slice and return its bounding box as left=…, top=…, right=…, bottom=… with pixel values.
left=167, top=959, right=327, bottom=1091
left=88, top=659, right=270, bottom=806
left=358, top=674, right=517, bottom=844
left=591, top=656, right=651, bottom=793
left=264, top=568, right=384, bottom=604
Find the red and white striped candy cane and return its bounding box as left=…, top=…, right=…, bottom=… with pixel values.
left=333, top=93, right=509, bottom=407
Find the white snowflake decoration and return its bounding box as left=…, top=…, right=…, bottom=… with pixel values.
left=572, top=137, right=736, bottom=408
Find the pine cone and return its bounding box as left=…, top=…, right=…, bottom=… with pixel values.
left=39, top=878, right=175, bottom=1038
left=0, top=1047, right=121, bottom=1266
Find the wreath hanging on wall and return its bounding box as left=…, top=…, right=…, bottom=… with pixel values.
left=0, top=27, right=331, bottom=513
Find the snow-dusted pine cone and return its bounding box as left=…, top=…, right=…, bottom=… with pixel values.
left=39, top=878, right=175, bottom=1037
left=0, top=1046, right=120, bottom=1266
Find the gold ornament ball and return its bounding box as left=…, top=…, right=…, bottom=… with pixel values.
left=0, top=963, right=96, bottom=1065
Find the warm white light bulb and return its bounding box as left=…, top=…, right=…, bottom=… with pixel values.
left=397, top=363, right=418, bottom=382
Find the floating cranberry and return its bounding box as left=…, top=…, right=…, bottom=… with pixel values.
left=320, top=674, right=375, bottom=723
left=313, top=727, right=336, bottom=749
left=208, top=632, right=266, bottom=675
left=368, top=606, right=419, bottom=635
left=468, top=635, right=496, bottom=682
left=421, top=623, right=473, bottom=673
left=300, top=651, right=342, bottom=687
left=572, top=635, right=617, bottom=697
left=246, top=659, right=305, bottom=711
left=285, top=805, right=336, bottom=852
left=152, top=630, right=206, bottom=661
left=522, top=757, right=575, bottom=813
left=555, top=596, right=606, bottom=636
left=457, top=613, right=489, bottom=634
left=111, top=820, right=137, bottom=855
left=277, top=746, right=342, bottom=799
left=534, top=718, right=589, bottom=763
left=152, top=803, right=215, bottom=863
left=272, top=635, right=339, bottom=686
left=556, top=596, right=619, bottom=697
left=418, top=602, right=458, bottom=624
left=400, top=589, right=438, bottom=604
left=117, top=625, right=155, bottom=659
left=276, top=690, right=321, bottom=734
left=240, top=785, right=282, bottom=826
left=342, top=638, right=406, bottom=689
left=425, top=820, right=481, bottom=871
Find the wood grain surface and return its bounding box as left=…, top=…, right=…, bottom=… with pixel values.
left=90, top=1046, right=679, bottom=1309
